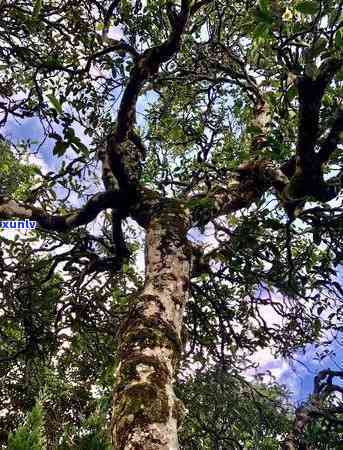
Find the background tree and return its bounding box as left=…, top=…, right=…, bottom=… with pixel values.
left=0, top=0, right=343, bottom=448
left=7, top=397, right=46, bottom=450
left=283, top=369, right=343, bottom=450
left=177, top=368, right=292, bottom=449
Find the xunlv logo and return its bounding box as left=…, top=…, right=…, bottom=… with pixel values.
left=0, top=220, right=37, bottom=230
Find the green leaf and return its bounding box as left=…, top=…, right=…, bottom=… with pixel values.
left=264, top=218, right=283, bottom=230
left=313, top=318, right=321, bottom=336
left=322, top=94, right=333, bottom=107
left=33, top=0, right=43, bottom=18
left=337, top=67, right=343, bottom=81
left=8, top=401, right=46, bottom=450
left=259, top=0, right=270, bottom=13
left=32, top=166, right=42, bottom=175
left=52, top=141, right=69, bottom=157
left=71, top=138, right=88, bottom=154
left=304, top=63, right=319, bottom=79
left=187, top=196, right=213, bottom=210
left=47, top=94, right=63, bottom=115
left=335, top=28, right=343, bottom=49
left=247, top=124, right=263, bottom=134
left=317, top=305, right=324, bottom=315
left=286, top=85, right=297, bottom=102
left=254, top=22, right=271, bottom=39
left=64, top=127, right=75, bottom=140
left=295, top=1, right=320, bottom=15
left=312, top=37, right=327, bottom=56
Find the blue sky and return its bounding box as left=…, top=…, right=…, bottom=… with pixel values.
left=280, top=340, right=343, bottom=403
left=4, top=117, right=58, bottom=170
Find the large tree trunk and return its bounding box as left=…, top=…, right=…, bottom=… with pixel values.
left=111, top=201, right=190, bottom=449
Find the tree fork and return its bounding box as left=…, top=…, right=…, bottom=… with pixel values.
left=111, top=200, right=191, bottom=449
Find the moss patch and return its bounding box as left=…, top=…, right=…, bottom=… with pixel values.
left=117, top=355, right=170, bottom=391
left=172, top=397, right=187, bottom=425
left=114, top=382, right=169, bottom=450
left=119, top=323, right=182, bottom=362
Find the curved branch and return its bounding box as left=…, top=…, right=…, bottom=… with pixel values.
left=318, top=105, right=343, bottom=164
left=0, top=190, right=128, bottom=232
left=189, top=160, right=289, bottom=226
left=106, top=0, right=204, bottom=190
left=293, top=58, right=343, bottom=198
left=102, top=0, right=121, bottom=43
left=283, top=369, right=343, bottom=450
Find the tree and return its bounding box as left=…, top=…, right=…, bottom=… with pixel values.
left=8, top=397, right=46, bottom=450
left=0, top=0, right=343, bottom=448
left=177, top=368, right=292, bottom=449
left=8, top=367, right=293, bottom=450
left=283, top=370, right=343, bottom=450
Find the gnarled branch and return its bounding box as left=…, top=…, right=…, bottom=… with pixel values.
left=105, top=0, right=202, bottom=191
left=0, top=190, right=128, bottom=232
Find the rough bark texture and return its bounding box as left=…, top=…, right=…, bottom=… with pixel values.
left=251, top=97, right=270, bottom=153
left=111, top=200, right=190, bottom=449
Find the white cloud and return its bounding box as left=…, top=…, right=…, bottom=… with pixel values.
left=28, top=153, right=50, bottom=174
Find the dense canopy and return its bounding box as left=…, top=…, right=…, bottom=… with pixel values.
left=0, top=0, right=343, bottom=449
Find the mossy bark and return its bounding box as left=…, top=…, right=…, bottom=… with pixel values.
left=111, top=201, right=190, bottom=450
